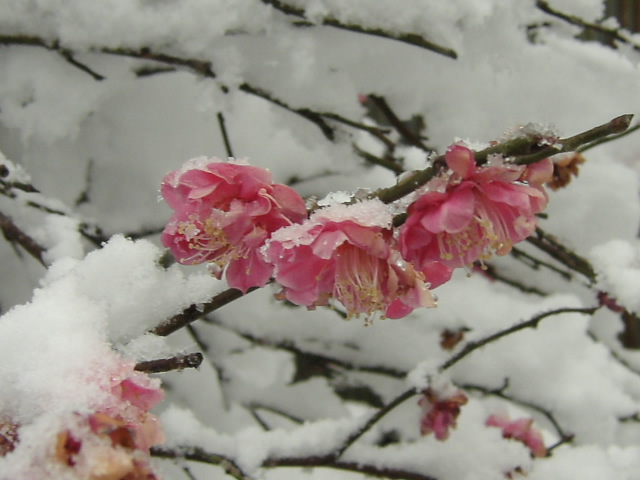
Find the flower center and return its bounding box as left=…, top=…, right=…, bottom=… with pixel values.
left=333, top=244, right=387, bottom=321
left=178, top=214, right=241, bottom=267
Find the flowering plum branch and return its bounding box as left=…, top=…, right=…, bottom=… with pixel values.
left=374, top=113, right=633, bottom=204
left=331, top=306, right=597, bottom=459
left=3, top=3, right=640, bottom=478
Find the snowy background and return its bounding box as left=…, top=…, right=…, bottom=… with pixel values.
left=2, top=0, right=640, bottom=479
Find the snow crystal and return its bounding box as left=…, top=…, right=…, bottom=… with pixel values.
left=312, top=198, right=392, bottom=227
left=39, top=235, right=220, bottom=343
left=316, top=190, right=354, bottom=206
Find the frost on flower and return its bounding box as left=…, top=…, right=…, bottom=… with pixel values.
left=486, top=413, right=547, bottom=458
left=399, top=145, right=552, bottom=269
left=264, top=200, right=436, bottom=321
left=418, top=386, right=468, bottom=440
left=161, top=157, right=307, bottom=292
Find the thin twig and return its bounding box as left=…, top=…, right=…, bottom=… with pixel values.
left=478, top=262, right=548, bottom=296
left=367, top=95, right=431, bottom=152
left=237, top=82, right=336, bottom=140
left=151, top=446, right=254, bottom=480
left=439, top=306, right=598, bottom=372
left=587, top=330, right=640, bottom=377
left=150, top=286, right=258, bottom=336
left=373, top=115, right=633, bottom=205
left=578, top=122, right=640, bottom=153
left=0, top=210, right=47, bottom=267
left=260, top=0, right=457, bottom=59
left=512, top=114, right=633, bottom=165
left=0, top=35, right=105, bottom=80
left=510, top=246, right=573, bottom=281
left=206, top=316, right=406, bottom=378
left=217, top=112, right=234, bottom=158
left=134, top=352, right=203, bottom=373
left=332, top=306, right=597, bottom=458
left=58, top=49, right=105, bottom=80
left=354, top=145, right=405, bottom=175
left=263, top=456, right=439, bottom=480
left=331, top=388, right=416, bottom=459
left=526, top=228, right=597, bottom=283
left=536, top=0, right=640, bottom=52
left=462, top=381, right=574, bottom=447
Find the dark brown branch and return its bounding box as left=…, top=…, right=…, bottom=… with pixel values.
left=439, top=306, right=598, bottom=372
left=0, top=35, right=104, bottom=80
left=103, top=46, right=218, bottom=78
left=478, top=262, right=548, bottom=296
left=354, top=146, right=405, bottom=175
left=332, top=306, right=597, bottom=458
left=134, top=352, right=203, bottom=373
left=587, top=330, right=640, bottom=377
left=151, top=446, right=254, bottom=480
left=206, top=316, right=406, bottom=378
left=526, top=228, right=597, bottom=283
left=510, top=246, right=573, bottom=281
left=58, top=49, right=105, bottom=81
left=367, top=95, right=431, bottom=152
left=154, top=445, right=439, bottom=480
left=150, top=286, right=258, bottom=336
left=217, top=112, right=235, bottom=158
left=264, top=456, right=438, bottom=480
left=536, top=0, right=640, bottom=52
left=462, top=381, right=574, bottom=448
left=237, top=82, right=336, bottom=140
left=260, top=0, right=457, bottom=59
left=331, top=388, right=416, bottom=459
left=0, top=210, right=47, bottom=267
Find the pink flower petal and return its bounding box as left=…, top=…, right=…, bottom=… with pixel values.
left=445, top=145, right=476, bottom=178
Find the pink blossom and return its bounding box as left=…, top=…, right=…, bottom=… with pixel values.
left=486, top=413, right=548, bottom=457
left=49, top=361, right=166, bottom=479
left=103, top=362, right=166, bottom=451
left=399, top=145, right=551, bottom=269
left=264, top=200, right=437, bottom=320
left=161, top=157, right=307, bottom=292
left=418, top=387, right=468, bottom=440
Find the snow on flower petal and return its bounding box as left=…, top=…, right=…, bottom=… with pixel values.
left=3, top=359, right=165, bottom=479
left=486, top=413, right=548, bottom=457
left=399, top=145, right=550, bottom=269
left=264, top=200, right=436, bottom=321
left=161, top=157, right=307, bottom=292
left=418, top=387, right=468, bottom=440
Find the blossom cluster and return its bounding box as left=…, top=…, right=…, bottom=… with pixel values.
left=0, top=361, right=164, bottom=479
left=161, top=148, right=552, bottom=321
